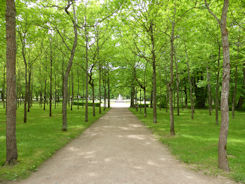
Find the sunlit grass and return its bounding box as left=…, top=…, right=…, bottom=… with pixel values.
left=130, top=107, right=245, bottom=183
left=0, top=102, right=108, bottom=181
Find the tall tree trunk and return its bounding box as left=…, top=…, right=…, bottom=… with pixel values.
left=216, top=44, right=221, bottom=125
left=24, top=63, right=28, bottom=122
left=27, top=69, right=31, bottom=112
left=49, top=39, right=53, bottom=117
left=169, top=17, right=175, bottom=135
left=92, top=84, right=95, bottom=116
left=166, top=85, right=169, bottom=113
left=150, top=21, right=157, bottom=124
left=98, top=65, right=102, bottom=113
left=207, top=66, right=212, bottom=115
left=205, top=0, right=231, bottom=171
left=68, top=74, right=71, bottom=107
left=103, top=76, right=107, bottom=111
left=82, top=72, right=85, bottom=108
left=62, top=1, right=78, bottom=130
left=185, top=44, right=194, bottom=119
left=71, top=70, right=74, bottom=111
left=40, top=90, right=43, bottom=107
left=144, top=88, right=147, bottom=117
left=107, top=70, right=110, bottom=108
left=54, top=74, right=56, bottom=109
left=62, top=58, right=64, bottom=102
left=144, top=67, right=147, bottom=117
left=130, top=75, right=135, bottom=108
left=77, top=68, right=79, bottom=110
left=18, top=29, right=28, bottom=122
left=44, top=79, right=46, bottom=111
left=218, top=3, right=230, bottom=171
left=139, top=88, right=142, bottom=112
left=5, top=0, right=18, bottom=165
left=85, top=16, right=89, bottom=122
left=130, top=87, right=135, bottom=108
left=96, top=30, right=102, bottom=114
left=174, top=49, right=180, bottom=116
left=135, top=87, right=138, bottom=111
left=184, top=84, right=188, bottom=108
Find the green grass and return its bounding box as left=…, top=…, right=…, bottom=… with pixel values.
left=0, top=103, right=108, bottom=182
left=130, top=107, right=245, bottom=183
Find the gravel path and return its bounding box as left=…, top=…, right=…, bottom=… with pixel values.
left=15, top=108, right=235, bottom=184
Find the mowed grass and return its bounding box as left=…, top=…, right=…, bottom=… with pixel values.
left=130, top=107, right=245, bottom=183
left=0, top=103, right=108, bottom=181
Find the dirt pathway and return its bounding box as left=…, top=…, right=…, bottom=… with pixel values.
left=15, top=108, right=235, bottom=184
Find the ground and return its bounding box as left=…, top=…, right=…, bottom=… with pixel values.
left=11, top=108, right=235, bottom=184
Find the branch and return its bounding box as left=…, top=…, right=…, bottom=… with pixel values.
left=97, top=4, right=122, bottom=24
left=132, top=40, right=151, bottom=62
left=230, top=10, right=245, bottom=30
left=55, top=27, right=71, bottom=51
left=204, top=0, right=221, bottom=25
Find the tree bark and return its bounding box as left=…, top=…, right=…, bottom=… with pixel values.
left=77, top=68, right=79, bottom=110
left=44, top=78, right=46, bottom=111
left=103, top=74, right=107, bottom=111
left=62, top=1, right=78, bottom=131
left=49, top=38, right=53, bottom=117
left=5, top=0, right=18, bottom=165
left=27, top=68, right=31, bottom=112
left=174, top=49, right=180, bottom=116
left=149, top=21, right=157, bottom=124
left=169, top=17, right=175, bottom=135
left=130, top=73, right=135, bottom=108
left=92, top=84, right=95, bottom=116
left=98, top=62, right=102, bottom=114
left=215, top=45, right=221, bottom=125
left=207, top=66, right=212, bottom=115
left=71, top=70, right=74, bottom=111
left=184, top=84, right=188, bottom=108
left=185, top=44, right=194, bottom=119
left=205, top=0, right=231, bottom=171
left=54, top=74, right=57, bottom=109
left=135, top=87, right=138, bottom=111
left=85, top=16, right=89, bottom=122
left=24, top=63, right=28, bottom=121
left=107, top=69, right=110, bottom=108
left=19, top=32, right=28, bottom=122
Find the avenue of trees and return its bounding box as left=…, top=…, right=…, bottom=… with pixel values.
left=1, top=0, right=244, bottom=173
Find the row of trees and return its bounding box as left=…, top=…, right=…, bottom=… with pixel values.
left=1, top=0, right=244, bottom=173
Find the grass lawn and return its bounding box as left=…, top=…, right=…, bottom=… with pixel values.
left=130, top=107, right=245, bottom=183
left=0, top=103, right=108, bottom=182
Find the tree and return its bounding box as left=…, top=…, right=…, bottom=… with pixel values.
left=5, top=0, right=18, bottom=165
left=61, top=1, right=78, bottom=131
left=205, top=0, right=231, bottom=172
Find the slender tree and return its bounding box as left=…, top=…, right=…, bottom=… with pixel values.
left=205, top=0, right=231, bottom=171
left=61, top=0, right=78, bottom=131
